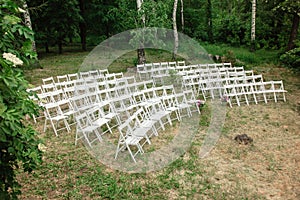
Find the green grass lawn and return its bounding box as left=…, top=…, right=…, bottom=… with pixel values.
left=20, top=45, right=300, bottom=199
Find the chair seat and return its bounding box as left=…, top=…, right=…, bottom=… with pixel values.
left=92, top=118, right=110, bottom=126
left=51, top=115, right=68, bottom=121
left=83, top=125, right=99, bottom=131
left=125, top=136, right=143, bottom=145
left=104, top=112, right=119, bottom=119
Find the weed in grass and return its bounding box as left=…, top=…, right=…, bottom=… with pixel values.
left=263, top=113, right=270, bottom=120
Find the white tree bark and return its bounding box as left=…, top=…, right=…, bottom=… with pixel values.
left=251, top=0, right=256, bottom=42
left=180, top=0, right=184, bottom=31
left=173, top=0, right=179, bottom=60
left=136, top=0, right=145, bottom=26
left=22, top=0, right=37, bottom=53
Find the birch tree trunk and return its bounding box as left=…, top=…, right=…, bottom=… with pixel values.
left=173, top=0, right=179, bottom=60
left=22, top=0, right=37, bottom=53
left=180, top=0, right=184, bottom=31
left=250, top=0, right=256, bottom=51
left=136, top=0, right=146, bottom=64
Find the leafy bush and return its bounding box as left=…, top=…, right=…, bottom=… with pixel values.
left=280, top=47, right=300, bottom=70
left=0, top=1, right=43, bottom=198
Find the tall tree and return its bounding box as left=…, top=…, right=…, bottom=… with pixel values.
left=22, top=0, right=37, bottom=53
left=173, top=0, right=179, bottom=60
left=276, top=0, right=300, bottom=51
left=180, top=0, right=184, bottom=31
left=136, top=0, right=146, bottom=64
left=287, top=13, right=300, bottom=51
left=251, top=0, right=256, bottom=51
left=29, top=0, right=81, bottom=54
left=207, top=0, right=213, bottom=42
left=79, top=0, right=87, bottom=51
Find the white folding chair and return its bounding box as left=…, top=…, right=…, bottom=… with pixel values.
left=41, top=83, right=57, bottom=93
left=86, top=106, right=113, bottom=136
left=57, top=99, right=76, bottom=122
left=183, top=89, right=201, bottom=114
left=144, top=99, right=172, bottom=131
left=70, top=94, right=93, bottom=113
left=137, top=64, right=147, bottom=80
left=132, top=108, right=158, bottom=143
left=162, top=94, right=181, bottom=121
left=115, top=120, right=144, bottom=163
left=43, top=102, right=71, bottom=136
left=75, top=113, right=102, bottom=147
left=27, top=86, right=43, bottom=123
left=175, top=93, right=192, bottom=118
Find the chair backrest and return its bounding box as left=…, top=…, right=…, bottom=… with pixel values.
left=89, top=70, right=99, bottom=77
left=42, top=77, right=55, bottom=85
left=57, top=75, right=68, bottom=83
left=67, top=73, right=79, bottom=81
left=177, top=61, right=185, bottom=66
left=98, top=69, right=109, bottom=76
left=49, top=89, right=66, bottom=102
left=44, top=102, right=63, bottom=118
left=79, top=71, right=90, bottom=79
left=75, top=113, right=90, bottom=129
left=27, top=86, right=43, bottom=100
left=160, top=62, right=168, bottom=68
left=168, top=61, right=177, bottom=68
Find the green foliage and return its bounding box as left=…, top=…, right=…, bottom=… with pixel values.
left=221, top=50, right=236, bottom=66
left=280, top=47, right=300, bottom=70
left=202, top=43, right=281, bottom=66
left=0, top=0, right=37, bottom=63
left=0, top=1, right=42, bottom=198
left=28, top=0, right=81, bottom=53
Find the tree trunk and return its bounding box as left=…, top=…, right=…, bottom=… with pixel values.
left=207, top=0, right=213, bottom=43
left=45, top=42, right=49, bottom=53
left=58, top=40, right=63, bottom=54
left=79, top=0, right=87, bottom=51
left=180, top=0, right=184, bottom=31
left=250, top=0, right=256, bottom=51
left=136, top=0, right=146, bottom=64
left=22, top=0, right=37, bottom=53
left=286, top=13, right=299, bottom=51
left=137, top=48, right=146, bottom=64
left=22, top=0, right=42, bottom=68
left=173, top=0, right=179, bottom=60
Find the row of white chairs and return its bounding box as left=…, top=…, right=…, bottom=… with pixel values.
left=152, top=65, right=246, bottom=85
left=137, top=61, right=232, bottom=80
left=223, top=80, right=286, bottom=107
left=42, top=69, right=109, bottom=85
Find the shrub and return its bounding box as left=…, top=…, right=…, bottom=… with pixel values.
left=0, top=1, right=43, bottom=198
left=280, top=47, right=300, bottom=71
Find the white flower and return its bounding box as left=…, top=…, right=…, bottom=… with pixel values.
left=2, top=52, right=23, bottom=67
left=38, top=143, right=47, bottom=152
